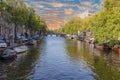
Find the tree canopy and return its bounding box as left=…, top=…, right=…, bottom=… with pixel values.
left=58, top=0, right=120, bottom=47
left=0, top=0, right=47, bottom=32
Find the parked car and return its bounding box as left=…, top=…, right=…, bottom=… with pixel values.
left=33, top=35, right=40, bottom=40
left=27, top=39, right=37, bottom=45
left=19, top=36, right=28, bottom=43
left=17, top=34, right=22, bottom=39
left=0, top=40, right=7, bottom=48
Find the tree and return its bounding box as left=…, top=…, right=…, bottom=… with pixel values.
left=59, top=0, right=120, bottom=47
left=0, top=0, right=47, bottom=44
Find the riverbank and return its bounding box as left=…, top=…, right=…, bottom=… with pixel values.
left=64, top=33, right=120, bottom=73
left=65, top=33, right=120, bottom=54
left=0, top=34, right=44, bottom=59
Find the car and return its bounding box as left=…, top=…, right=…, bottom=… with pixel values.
left=20, top=36, right=28, bottom=43
left=33, top=35, right=40, bottom=40
left=0, top=40, right=7, bottom=48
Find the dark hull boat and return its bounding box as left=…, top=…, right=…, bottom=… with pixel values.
left=1, top=49, right=17, bottom=59
left=94, top=43, right=111, bottom=51
left=27, top=40, right=37, bottom=45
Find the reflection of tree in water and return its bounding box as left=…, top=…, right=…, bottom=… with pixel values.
left=93, top=56, right=120, bottom=80
left=0, top=59, right=17, bottom=80
left=66, top=40, right=94, bottom=63
left=0, top=40, right=45, bottom=80
left=66, top=40, right=120, bottom=80
left=66, top=40, right=80, bottom=61
left=15, top=40, right=45, bottom=80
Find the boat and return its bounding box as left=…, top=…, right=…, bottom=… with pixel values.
left=52, top=34, right=56, bottom=37
left=95, top=43, right=111, bottom=51
left=1, top=49, right=17, bottom=59
left=14, top=45, right=28, bottom=53
left=27, top=40, right=37, bottom=45
left=112, top=48, right=120, bottom=52
left=47, top=35, right=51, bottom=37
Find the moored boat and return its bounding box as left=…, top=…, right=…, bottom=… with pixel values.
left=112, top=47, right=120, bottom=54
left=94, top=43, right=111, bottom=51
left=27, top=40, right=37, bottom=45
left=1, top=49, right=17, bottom=59
left=14, top=45, right=28, bottom=53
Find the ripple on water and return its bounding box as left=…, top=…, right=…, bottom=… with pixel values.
left=27, top=36, right=95, bottom=80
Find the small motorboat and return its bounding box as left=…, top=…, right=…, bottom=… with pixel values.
left=14, top=45, right=28, bottom=53
left=1, top=49, right=17, bottom=59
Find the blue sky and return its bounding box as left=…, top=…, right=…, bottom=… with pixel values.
left=25, top=0, right=102, bottom=29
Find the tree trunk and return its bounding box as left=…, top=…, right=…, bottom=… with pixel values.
left=14, top=23, right=17, bottom=43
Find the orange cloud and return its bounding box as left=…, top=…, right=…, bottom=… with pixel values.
left=44, top=8, right=52, bottom=11
left=50, top=3, right=65, bottom=7
left=78, top=6, right=86, bottom=10
left=81, top=1, right=92, bottom=6
left=64, top=8, right=73, bottom=15
left=31, top=2, right=44, bottom=8
left=46, top=19, right=67, bottom=30
left=31, top=2, right=66, bottom=8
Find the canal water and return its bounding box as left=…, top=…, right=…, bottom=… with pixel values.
left=0, top=36, right=120, bottom=80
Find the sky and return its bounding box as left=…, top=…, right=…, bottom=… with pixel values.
left=25, top=0, right=103, bottom=30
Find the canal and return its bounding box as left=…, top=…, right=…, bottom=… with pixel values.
left=0, top=36, right=120, bottom=80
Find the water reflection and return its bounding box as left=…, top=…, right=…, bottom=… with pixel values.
left=0, top=59, right=17, bottom=80
left=28, top=37, right=95, bottom=80
left=15, top=41, right=45, bottom=80
left=0, top=37, right=120, bottom=80
left=0, top=40, right=44, bottom=80
left=66, top=40, right=120, bottom=80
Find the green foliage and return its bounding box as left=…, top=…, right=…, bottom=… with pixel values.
left=62, top=16, right=85, bottom=34
left=58, top=0, right=120, bottom=47
left=26, top=13, right=47, bottom=31
left=92, top=0, right=120, bottom=46
left=0, top=0, right=47, bottom=32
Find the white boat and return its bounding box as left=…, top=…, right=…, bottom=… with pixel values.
left=47, top=35, right=51, bottom=37
left=14, top=45, right=28, bottom=53
left=52, top=34, right=56, bottom=37
left=1, top=49, right=17, bottom=59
